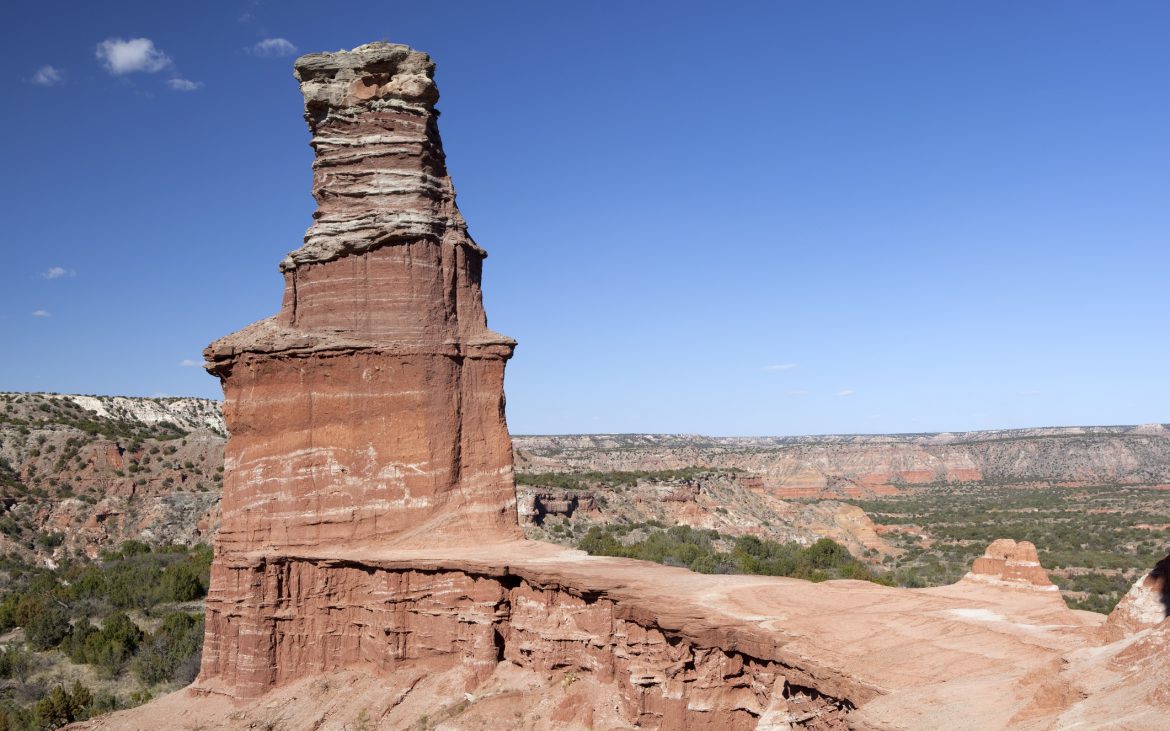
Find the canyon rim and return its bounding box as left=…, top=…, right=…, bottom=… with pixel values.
left=76, top=42, right=1170, bottom=731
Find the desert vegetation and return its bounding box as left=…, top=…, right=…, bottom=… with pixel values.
left=849, top=484, right=1170, bottom=612
left=577, top=523, right=879, bottom=581
left=523, top=467, right=1167, bottom=612
left=0, top=541, right=210, bottom=729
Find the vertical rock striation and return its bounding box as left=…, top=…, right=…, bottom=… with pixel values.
left=204, top=43, right=520, bottom=554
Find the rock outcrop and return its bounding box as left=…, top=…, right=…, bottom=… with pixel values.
left=962, top=538, right=1057, bottom=589
left=1103, top=553, right=1170, bottom=641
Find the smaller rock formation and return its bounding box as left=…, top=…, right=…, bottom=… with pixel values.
left=1103, top=553, right=1170, bottom=641
left=963, top=538, right=1057, bottom=590
left=517, top=491, right=597, bottom=525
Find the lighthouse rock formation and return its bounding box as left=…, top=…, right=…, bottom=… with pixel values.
left=76, top=43, right=1170, bottom=731
left=204, top=43, right=521, bottom=554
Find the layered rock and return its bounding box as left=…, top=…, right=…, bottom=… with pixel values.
left=962, top=538, right=1057, bottom=590
left=197, top=556, right=854, bottom=728
left=203, top=43, right=520, bottom=554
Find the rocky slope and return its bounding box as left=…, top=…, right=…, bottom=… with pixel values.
left=517, top=470, right=894, bottom=558
left=0, top=392, right=223, bottom=560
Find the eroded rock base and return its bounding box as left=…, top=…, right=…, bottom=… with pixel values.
left=198, top=558, right=851, bottom=729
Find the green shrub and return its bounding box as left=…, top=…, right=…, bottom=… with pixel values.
left=577, top=524, right=876, bottom=583
left=0, top=646, right=32, bottom=681
left=32, top=681, right=93, bottom=728
left=25, top=605, right=70, bottom=650
left=132, top=612, right=204, bottom=686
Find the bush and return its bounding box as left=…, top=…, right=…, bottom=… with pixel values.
left=132, top=613, right=204, bottom=686
left=159, top=564, right=204, bottom=603
left=24, top=605, right=70, bottom=651
left=577, top=524, right=876, bottom=583
left=32, top=682, right=93, bottom=728
left=81, top=612, right=144, bottom=677
left=0, top=646, right=32, bottom=681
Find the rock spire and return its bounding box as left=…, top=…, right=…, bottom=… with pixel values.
left=204, top=42, right=520, bottom=553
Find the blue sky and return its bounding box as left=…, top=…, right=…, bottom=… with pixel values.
left=2, top=1, right=1167, bottom=436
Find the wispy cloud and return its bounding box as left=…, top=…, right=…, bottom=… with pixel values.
left=762, top=363, right=798, bottom=372
left=251, top=38, right=297, bottom=57
left=179, top=359, right=200, bottom=367
left=96, top=38, right=172, bottom=75
left=31, top=65, right=64, bottom=86
left=167, top=78, right=203, bottom=92
left=31, top=310, right=51, bottom=318
left=42, top=266, right=75, bottom=280
left=238, top=0, right=262, bottom=23
left=837, top=389, right=854, bottom=397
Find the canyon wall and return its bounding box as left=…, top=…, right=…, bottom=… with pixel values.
left=515, top=428, right=1170, bottom=497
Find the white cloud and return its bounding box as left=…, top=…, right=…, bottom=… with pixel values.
left=42, top=266, right=76, bottom=280
left=251, top=38, right=297, bottom=57
left=179, top=359, right=200, bottom=367
left=96, top=38, right=172, bottom=75
left=167, top=78, right=203, bottom=92
left=31, top=65, right=64, bottom=86
left=31, top=310, right=51, bottom=318
left=762, top=363, right=798, bottom=372
left=837, top=389, right=854, bottom=397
